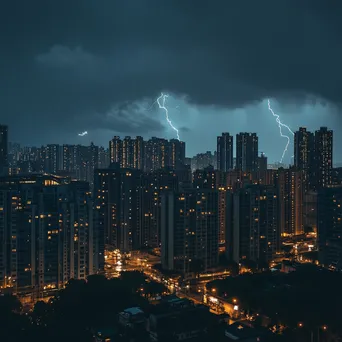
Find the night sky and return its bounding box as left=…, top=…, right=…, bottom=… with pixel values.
left=2, top=0, right=342, bottom=163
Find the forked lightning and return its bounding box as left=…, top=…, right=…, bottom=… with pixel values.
left=157, top=93, right=180, bottom=141
left=267, top=99, right=294, bottom=163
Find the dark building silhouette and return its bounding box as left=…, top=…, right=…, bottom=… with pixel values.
left=294, top=127, right=314, bottom=190
left=314, top=127, right=333, bottom=190
left=217, top=133, right=233, bottom=172
left=161, top=189, right=219, bottom=274
left=318, top=186, right=342, bottom=270
left=140, top=169, right=179, bottom=248
left=236, top=133, right=258, bottom=172
left=0, top=174, right=96, bottom=296
left=0, top=125, right=8, bottom=175
left=276, top=167, right=304, bottom=236
left=94, top=165, right=142, bottom=252
left=257, top=152, right=268, bottom=172
left=228, top=184, right=280, bottom=264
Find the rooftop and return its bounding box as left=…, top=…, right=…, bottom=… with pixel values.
left=124, top=307, right=144, bottom=316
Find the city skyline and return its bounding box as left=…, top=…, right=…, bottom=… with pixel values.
left=6, top=125, right=339, bottom=167
left=2, top=2, right=342, bottom=164
left=3, top=2, right=342, bottom=340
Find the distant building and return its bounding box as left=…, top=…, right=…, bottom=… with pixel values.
left=294, top=127, right=315, bottom=190
left=217, top=133, right=233, bottom=172
left=236, top=133, right=258, bottom=172
left=191, top=151, right=215, bottom=171
left=0, top=125, right=8, bottom=175
left=257, top=152, right=267, bottom=172
left=313, top=127, right=333, bottom=190
left=169, top=139, right=185, bottom=170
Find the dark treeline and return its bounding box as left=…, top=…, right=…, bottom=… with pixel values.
left=0, top=271, right=165, bottom=342
left=207, top=264, right=342, bottom=340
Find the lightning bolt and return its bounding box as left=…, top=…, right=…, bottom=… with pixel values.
left=267, top=99, right=294, bottom=163
left=157, top=93, right=180, bottom=141
left=78, top=131, right=88, bottom=137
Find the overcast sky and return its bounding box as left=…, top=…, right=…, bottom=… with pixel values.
left=2, top=0, right=342, bottom=163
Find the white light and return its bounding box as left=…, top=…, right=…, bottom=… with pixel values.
left=267, top=100, right=294, bottom=163
left=156, top=93, right=180, bottom=140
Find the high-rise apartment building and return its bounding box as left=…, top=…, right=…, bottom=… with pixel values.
left=294, top=127, right=315, bottom=191
left=317, top=187, right=342, bottom=270
left=314, top=127, right=333, bottom=189
left=43, top=144, right=62, bottom=174
left=98, top=146, right=110, bottom=169
left=161, top=189, right=219, bottom=274
left=62, top=143, right=99, bottom=188
left=122, top=136, right=134, bottom=168
left=294, top=126, right=333, bottom=191
left=258, top=153, right=268, bottom=172
left=140, top=169, right=179, bottom=248
left=0, top=125, right=8, bottom=175
left=236, top=133, right=258, bottom=172
left=109, top=136, right=122, bottom=165
left=228, top=185, right=280, bottom=264
left=217, top=133, right=233, bottom=172
left=94, top=164, right=142, bottom=252
left=133, top=136, right=144, bottom=170
left=193, top=166, right=217, bottom=190
left=109, top=136, right=185, bottom=172
left=191, top=151, right=215, bottom=171
left=276, top=167, right=304, bottom=236
left=169, top=139, right=185, bottom=170
left=0, top=174, right=97, bottom=297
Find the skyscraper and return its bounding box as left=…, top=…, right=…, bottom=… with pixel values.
left=217, top=133, right=233, bottom=172
left=109, top=136, right=122, bottom=166
left=276, top=167, right=304, bottom=236
left=0, top=125, right=8, bottom=175
left=94, top=165, right=142, bottom=252
left=0, top=174, right=96, bottom=297
left=169, top=139, right=185, bottom=170
left=144, top=137, right=170, bottom=171
left=133, top=136, right=144, bottom=170
left=161, top=189, right=219, bottom=274
left=236, top=133, right=258, bottom=172
left=317, top=187, right=342, bottom=270
left=294, top=127, right=315, bottom=190
left=122, top=136, right=134, bottom=168
left=314, top=127, right=333, bottom=189
left=43, top=144, right=62, bottom=174
left=258, top=152, right=268, bottom=172
left=228, top=185, right=279, bottom=264
left=140, top=169, right=179, bottom=248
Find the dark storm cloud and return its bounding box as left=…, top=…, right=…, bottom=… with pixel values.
left=85, top=102, right=165, bottom=134
left=2, top=0, right=342, bottom=143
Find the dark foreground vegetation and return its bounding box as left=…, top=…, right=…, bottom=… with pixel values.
left=0, top=271, right=165, bottom=342
left=207, top=264, right=342, bottom=341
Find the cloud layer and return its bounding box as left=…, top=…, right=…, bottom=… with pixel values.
left=1, top=0, right=342, bottom=159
